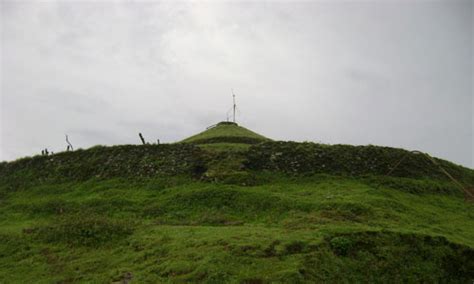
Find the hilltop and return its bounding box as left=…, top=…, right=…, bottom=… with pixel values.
left=180, top=121, right=270, bottom=152
left=0, top=122, right=473, bottom=282
left=181, top=121, right=269, bottom=144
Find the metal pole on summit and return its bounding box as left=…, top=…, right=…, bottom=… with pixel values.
left=232, top=89, right=236, bottom=123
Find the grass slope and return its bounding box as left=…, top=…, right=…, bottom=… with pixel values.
left=0, top=175, right=473, bottom=282
left=1, top=126, right=473, bottom=282
left=181, top=122, right=269, bottom=145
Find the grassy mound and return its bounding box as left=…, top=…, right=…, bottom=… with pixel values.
left=2, top=129, right=472, bottom=190
left=181, top=121, right=270, bottom=145
left=1, top=125, right=473, bottom=282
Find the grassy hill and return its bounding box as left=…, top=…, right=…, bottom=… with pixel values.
left=181, top=122, right=269, bottom=152
left=0, top=123, right=473, bottom=282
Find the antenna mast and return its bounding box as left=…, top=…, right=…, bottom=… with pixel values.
left=232, top=89, right=236, bottom=123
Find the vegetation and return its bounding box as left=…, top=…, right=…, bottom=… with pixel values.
left=181, top=122, right=270, bottom=145
left=0, top=123, right=473, bottom=282
left=246, top=141, right=474, bottom=184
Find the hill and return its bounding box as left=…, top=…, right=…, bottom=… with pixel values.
left=0, top=123, right=473, bottom=282
left=181, top=121, right=269, bottom=143
left=180, top=121, right=269, bottom=152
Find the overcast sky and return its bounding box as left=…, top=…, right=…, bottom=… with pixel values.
left=1, top=0, right=473, bottom=168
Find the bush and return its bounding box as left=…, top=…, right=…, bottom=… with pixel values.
left=329, top=236, right=353, bottom=256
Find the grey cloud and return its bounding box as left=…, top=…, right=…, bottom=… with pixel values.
left=1, top=0, right=472, bottom=168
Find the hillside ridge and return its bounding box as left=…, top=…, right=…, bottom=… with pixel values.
left=1, top=123, right=473, bottom=282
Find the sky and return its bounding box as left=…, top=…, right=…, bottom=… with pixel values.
left=1, top=0, right=473, bottom=168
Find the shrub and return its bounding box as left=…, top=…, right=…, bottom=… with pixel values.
left=329, top=236, right=353, bottom=256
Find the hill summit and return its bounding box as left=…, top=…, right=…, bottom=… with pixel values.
left=181, top=121, right=270, bottom=145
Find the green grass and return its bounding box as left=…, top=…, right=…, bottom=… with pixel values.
left=197, top=143, right=251, bottom=152
left=0, top=174, right=473, bottom=282
left=1, top=124, right=473, bottom=282
left=181, top=122, right=270, bottom=144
